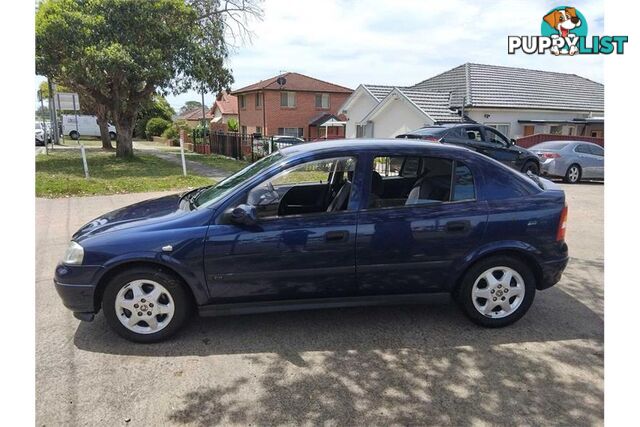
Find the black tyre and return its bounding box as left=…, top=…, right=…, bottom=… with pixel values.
left=457, top=255, right=536, bottom=327
left=102, top=266, right=192, bottom=343
left=522, top=161, right=539, bottom=175
left=563, top=164, right=581, bottom=184
left=69, top=130, right=79, bottom=140
left=109, top=131, right=117, bottom=141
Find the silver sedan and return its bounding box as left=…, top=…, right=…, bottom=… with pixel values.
left=529, top=140, right=604, bottom=183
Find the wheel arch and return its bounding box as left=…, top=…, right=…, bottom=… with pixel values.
left=93, top=259, right=203, bottom=313
left=450, top=246, right=544, bottom=299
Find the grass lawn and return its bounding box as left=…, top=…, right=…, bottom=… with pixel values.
left=179, top=153, right=249, bottom=174
left=36, top=148, right=213, bottom=198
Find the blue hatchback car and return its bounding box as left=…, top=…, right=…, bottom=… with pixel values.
left=55, top=139, right=569, bottom=342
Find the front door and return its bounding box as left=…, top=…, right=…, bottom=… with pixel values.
left=356, top=154, right=488, bottom=295
left=203, top=156, right=360, bottom=303
left=479, top=127, right=520, bottom=169
left=574, top=144, right=600, bottom=178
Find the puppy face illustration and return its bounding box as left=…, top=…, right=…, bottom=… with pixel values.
left=544, top=7, right=581, bottom=37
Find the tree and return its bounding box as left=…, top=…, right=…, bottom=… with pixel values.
left=36, top=0, right=261, bottom=158
left=134, top=95, right=175, bottom=139
left=180, top=101, right=204, bottom=115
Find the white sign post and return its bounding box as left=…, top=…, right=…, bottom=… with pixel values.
left=179, top=135, right=187, bottom=176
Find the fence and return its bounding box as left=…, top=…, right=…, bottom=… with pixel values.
left=206, top=132, right=301, bottom=161
left=516, top=133, right=604, bottom=148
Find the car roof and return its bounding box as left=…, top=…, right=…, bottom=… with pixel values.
left=533, top=140, right=601, bottom=147
left=279, top=138, right=472, bottom=157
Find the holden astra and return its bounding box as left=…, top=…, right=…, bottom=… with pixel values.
left=55, top=140, right=569, bottom=342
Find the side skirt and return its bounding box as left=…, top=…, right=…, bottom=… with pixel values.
left=198, top=292, right=452, bottom=317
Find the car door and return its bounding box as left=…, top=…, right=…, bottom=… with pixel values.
left=480, top=127, right=521, bottom=169
left=588, top=144, right=605, bottom=179
left=202, top=155, right=360, bottom=304
left=356, top=153, right=488, bottom=295
left=574, top=144, right=598, bottom=178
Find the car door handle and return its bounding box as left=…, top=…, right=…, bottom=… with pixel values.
left=325, top=230, right=349, bottom=242
left=446, top=221, right=470, bottom=233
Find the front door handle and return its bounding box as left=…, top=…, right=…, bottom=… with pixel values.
left=325, top=230, right=349, bottom=242
left=446, top=220, right=470, bottom=233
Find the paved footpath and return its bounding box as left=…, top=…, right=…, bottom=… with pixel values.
left=36, top=184, right=603, bottom=426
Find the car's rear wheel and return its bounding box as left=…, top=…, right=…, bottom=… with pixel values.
left=564, top=164, right=581, bottom=183
left=522, top=161, right=539, bottom=175
left=69, top=130, right=79, bottom=140
left=102, top=267, right=191, bottom=343
left=458, top=256, right=536, bottom=327
left=109, top=131, right=116, bottom=141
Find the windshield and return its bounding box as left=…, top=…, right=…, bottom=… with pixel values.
left=191, top=152, right=283, bottom=208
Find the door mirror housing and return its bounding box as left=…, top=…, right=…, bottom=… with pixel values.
left=509, top=138, right=517, bottom=146
left=229, top=204, right=257, bottom=226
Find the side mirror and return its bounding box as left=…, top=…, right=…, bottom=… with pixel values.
left=230, top=204, right=257, bottom=226
left=510, top=138, right=517, bottom=146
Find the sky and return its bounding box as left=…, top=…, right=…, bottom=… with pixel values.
left=35, top=0, right=605, bottom=112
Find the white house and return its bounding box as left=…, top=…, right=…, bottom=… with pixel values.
left=339, top=63, right=604, bottom=140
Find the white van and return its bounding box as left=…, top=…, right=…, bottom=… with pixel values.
left=62, top=115, right=117, bottom=140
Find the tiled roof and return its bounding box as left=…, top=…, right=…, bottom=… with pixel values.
left=398, top=89, right=465, bottom=123
left=214, top=92, right=238, bottom=115
left=411, top=63, right=604, bottom=112
left=178, top=108, right=212, bottom=121
left=362, top=84, right=398, bottom=101
left=232, top=72, right=353, bottom=94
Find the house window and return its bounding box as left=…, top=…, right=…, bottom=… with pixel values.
left=277, top=127, right=303, bottom=137
left=315, top=93, right=330, bottom=109
left=239, top=95, right=246, bottom=109
left=485, top=123, right=510, bottom=138
left=255, top=126, right=262, bottom=135
left=255, top=92, right=263, bottom=108
left=280, top=91, right=296, bottom=108
left=241, top=125, right=247, bottom=135
left=549, top=125, right=563, bottom=135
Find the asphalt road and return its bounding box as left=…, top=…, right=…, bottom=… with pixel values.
left=36, top=183, right=604, bottom=426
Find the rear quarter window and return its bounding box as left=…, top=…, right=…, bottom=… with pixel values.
left=481, top=164, right=539, bottom=200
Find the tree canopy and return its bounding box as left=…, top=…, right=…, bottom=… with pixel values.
left=180, top=101, right=205, bottom=115
left=36, top=0, right=260, bottom=157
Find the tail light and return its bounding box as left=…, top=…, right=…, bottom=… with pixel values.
left=539, top=152, right=561, bottom=159
left=557, top=205, right=568, bottom=241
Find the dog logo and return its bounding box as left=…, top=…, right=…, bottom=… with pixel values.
left=542, top=7, right=585, bottom=55
left=508, top=6, right=628, bottom=56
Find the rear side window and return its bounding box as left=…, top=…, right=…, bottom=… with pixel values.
left=575, top=144, right=591, bottom=154
left=451, top=162, right=475, bottom=201
left=482, top=165, right=537, bottom=200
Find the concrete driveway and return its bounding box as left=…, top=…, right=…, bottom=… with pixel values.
left=36, top=184, right=603, bottom=426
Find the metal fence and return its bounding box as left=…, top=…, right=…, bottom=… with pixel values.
left=207, top=133, right=300, bottom=162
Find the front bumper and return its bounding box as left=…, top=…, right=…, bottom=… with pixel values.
left=54, top=263, right=103, bottom=320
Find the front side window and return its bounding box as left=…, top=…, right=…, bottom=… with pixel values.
left=589, top=145, right=604, bottom=156
left=484, top=127, right=510, bottom=147
left=246, top=156, right=356, bottom=219
left=367, top=156, right=475, bottom=209
left=280, top=91, right=296, bottom=108
left=315, top=93, right=329, bottom=109
left=575, top=144, right=591, bottom=154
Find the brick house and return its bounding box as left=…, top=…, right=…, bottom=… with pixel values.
left=231, top=72, right=353, bottom=140
left=209, top=91, right=238, bottom=133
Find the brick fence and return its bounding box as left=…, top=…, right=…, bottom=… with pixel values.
left=516, top=133, right=604, bottom=148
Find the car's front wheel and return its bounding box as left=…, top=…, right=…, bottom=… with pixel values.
left=458, top=256, right=536, bottom=327
left=102, top=267, right=192, bottom=343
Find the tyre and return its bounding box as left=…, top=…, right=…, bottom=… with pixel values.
left=69, top=130, right=79, bottom=140
left=457, top=255, right=536, bottom=327
left=522, top=161, right=539, bottom=175
left=102, top=266, right=192, bottom=343
left=563, top=164, right=581, bottom=184
left=109, top=131, right=116, bottom=141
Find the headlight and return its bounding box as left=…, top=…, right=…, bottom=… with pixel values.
left=62, top=241, right=84, bottom=265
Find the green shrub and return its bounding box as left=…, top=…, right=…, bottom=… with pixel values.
left=145, top=117, right=171, bottom=138
left=227, top=117, right=238, bottom=132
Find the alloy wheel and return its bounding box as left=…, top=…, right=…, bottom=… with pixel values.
left=471, top=266, right=525, bottom=319
left=568, top=166, right=580, bottom=183
left=114, top=279, right=175, bottom=334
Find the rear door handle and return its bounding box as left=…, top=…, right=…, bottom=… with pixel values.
left=446, top=221, right=470, bottom=233
left=325, top=230, right=349, bottom=242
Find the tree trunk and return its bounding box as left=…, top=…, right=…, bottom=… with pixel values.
left=96, top=105, right=113, bottom=150
left=114, top=113, right=135, bottom=158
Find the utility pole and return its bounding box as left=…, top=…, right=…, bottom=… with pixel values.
left=201, top=87, right=207, bottom=145
left=47, top=79, right=60, bottom=145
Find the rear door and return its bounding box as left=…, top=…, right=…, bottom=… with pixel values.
left=355, top=153, right=488, bottom=295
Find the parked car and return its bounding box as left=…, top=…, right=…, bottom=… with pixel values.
left=272, top=135, right=305, bottom=146
left=397, top=124, right=541, bottom=175
left=62, top=114, right=117, bottom=140
left=55, top=139, right=569, bottom=342
left=528, top=140, right=604, bottom=183
left=35, top=122, right=49, bottom=146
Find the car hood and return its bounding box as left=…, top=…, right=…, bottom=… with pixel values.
left=72, top=194, right=187, bottom=241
